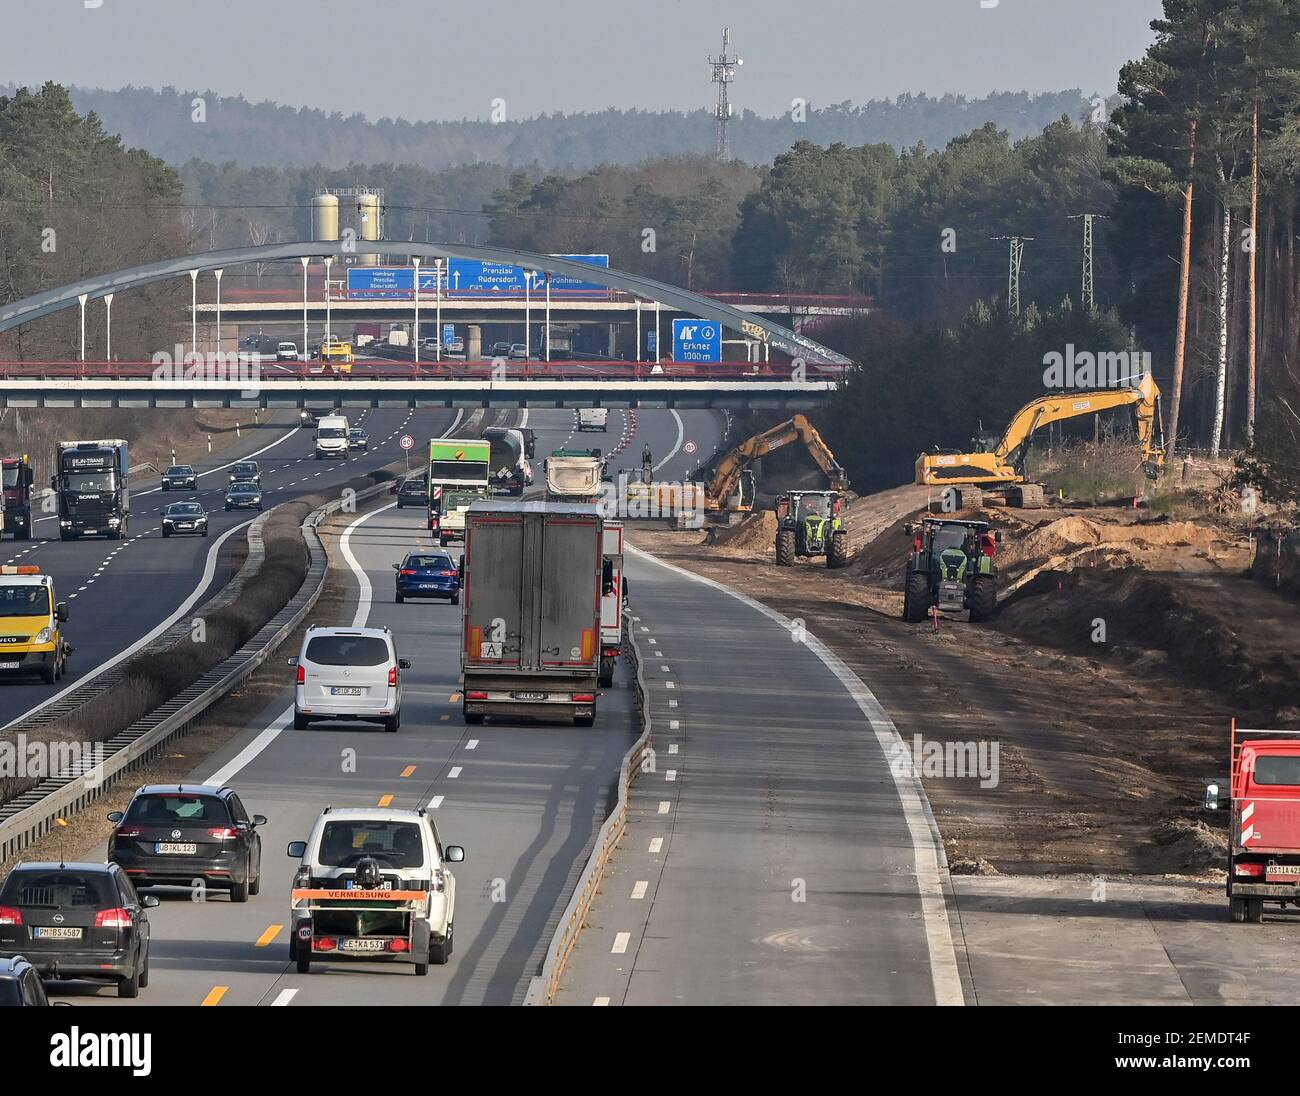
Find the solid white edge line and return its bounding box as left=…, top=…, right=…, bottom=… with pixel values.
left=625, top=542, right=966, bottom=1007
left=651, top=409, right=685, bottom=473
left=206, top=492, right=400, bottom=784
left=3, top=517, right=256, bottom=729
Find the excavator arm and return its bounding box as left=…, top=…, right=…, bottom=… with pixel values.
left=707, top=414, right=848, bottom=509
left=918, top=374, right=1165, bottom=487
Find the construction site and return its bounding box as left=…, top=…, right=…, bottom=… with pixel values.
left=629, top=383, right=1299, bottom=885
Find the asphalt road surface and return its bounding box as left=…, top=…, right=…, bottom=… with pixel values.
left=0, top=407, right=456, bottom=728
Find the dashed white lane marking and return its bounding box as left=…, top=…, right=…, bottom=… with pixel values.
left=428, top=795, right=444, bottom=809
left=631, top=881, right=648, bottom=900
left=658, top=801, right=670, bottom=814
left=668, top=744, right=678, bottom=755
left=611, top=932, right=630, bottom=955
left=271, top=989, right=298, bottom=1007
left=648, top=837, right=663, bottom=853
left=668, top=699, right=678, bottom=708
left=625, top=541, right=967, bottom=1007
left=465, top=739, right=478, bottom=750
left=593, top=996, right=610, bottom=1006
left=669, top=720, right=680, bottom=730
left=447, top=766, right=462, bottom=779
left=660, top=664, right=669, bottom=671
left=648, top=638, right=657, bottom=645
left=665, top=770, right=677, bottom=782
left=665, top=681, right=675, bottom=689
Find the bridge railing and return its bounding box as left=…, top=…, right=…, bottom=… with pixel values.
left=0, top=359, right=845, bottom=383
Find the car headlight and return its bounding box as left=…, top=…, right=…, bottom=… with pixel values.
left=163, top=517, right=173, bottom=524
left=33, top=627, right=51, bottom=644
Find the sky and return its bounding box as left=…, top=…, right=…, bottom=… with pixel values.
left=4, top=0, right=1161, bottom=121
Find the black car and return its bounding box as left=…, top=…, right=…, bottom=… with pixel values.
left=0, top=955, right=54, bottom=1006
left=348, top=427, right=369, bottom=451
left=0, top=862, right=156, bottom=998
left=107, top=784, right=266, bottom=902
left=161, top=464, right=197, bottom=491
left=224, top=481, right=263, bottom=511
left=395, top=477, right=426, bottom=509
left=161, top=502, right=209, bottom=538
left=228, top=461, right=261, bottom=485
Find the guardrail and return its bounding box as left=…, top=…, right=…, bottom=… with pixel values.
left=0, top=476, right=397, bottom=862
left=523, top=616, right=654, bottom=1006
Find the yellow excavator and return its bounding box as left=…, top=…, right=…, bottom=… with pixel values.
left=916, top=373, right=1166, bottom=508
left=705, top=414, right=848, bottom=511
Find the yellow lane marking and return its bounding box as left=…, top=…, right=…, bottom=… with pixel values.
left=378, top=793, right=394, bottom=807
left=450, top=692, right=462, bottom=702
left=201, top=986, right=228, bottom=1006
left=400, top=764, right=416, bottom=778
left=255, top=924, right=283, bottom=948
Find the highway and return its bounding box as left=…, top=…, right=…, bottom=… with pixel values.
left=53, top=405, right=719, bottom=1005
left=0, top=407, right=456, bottom=728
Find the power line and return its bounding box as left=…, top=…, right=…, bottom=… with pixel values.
left=1067, top=213, right=1108, bottom=312
left=989, top=235, right=1033, bottom=316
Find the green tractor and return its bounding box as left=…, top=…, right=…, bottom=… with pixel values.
left=902, top=517, right=999, bottom=623
left=774, top=491, right=849, bottom=568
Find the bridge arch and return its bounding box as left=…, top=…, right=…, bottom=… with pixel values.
left=0, top=240, right=851, bottom=367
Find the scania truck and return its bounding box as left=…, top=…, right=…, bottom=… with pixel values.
left=54, top=440, right=130, bottom=540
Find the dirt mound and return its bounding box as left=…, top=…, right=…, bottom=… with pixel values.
left=1139, top=818, right=1227, bottom=876
left=704, top=510, right=777, bottom=551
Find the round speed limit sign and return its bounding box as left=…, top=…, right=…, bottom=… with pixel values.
left=399, top=434, right=414, bottom=451
left=683, top=440, right=698, bottom=455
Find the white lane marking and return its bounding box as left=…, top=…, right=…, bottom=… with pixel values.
left=668, top=744, right=678, bottom=754
left=611, top=932, right=630, bottom=954
left=626, top=543, right=966, bottom=1007
left=660, top=664, right=669, bottom=671
left=592, top=996, right=610, bottom=1006
left=669, top=720, right=679, bottom=730
left=465, top=739, right=478, bottom=750
left=340, top=502, right=397, bottom=628
left=652, top=409, right=685, bottom=473
left=631, top=881, right=648, bottom=899
left=447, top=766, right=462, bottom=779
left=658, top=801, right=670, bottom=814
left=205, top=704, right=294, bottom=786
left=4, top=517, right=256, bottom=730
left=648, top=837, right=663, bottom=853
left=665, top=681, right=675, bottom=689
left=668, top=699, right=677, bottom=707
left=271, top=989, right=299, bottom=1007
left=428, top=795, right=444, bottom=809
left=665, top=770, right=677, bottom=782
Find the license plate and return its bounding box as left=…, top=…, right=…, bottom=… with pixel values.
left=330, top=686, right=363, bottom=696
left=155, top=842, right=197, bottom=855
left=419, top=583, right=436, bottom=589
left=1267, top=862, right=1300, bottom=877
left=176, top=523, right=193, bottom=529
left=0, top=662, right=19, bottom=670
left=83, top=529, right=97, bottom=535
left=512, top=691, right=546, bottom=701
left=345, top=879, right=392, bottom=891
left=33, top=926, right=83, bottom=940
left=337, top=938, right=388, bottom=952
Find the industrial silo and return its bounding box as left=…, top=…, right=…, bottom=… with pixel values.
left=311, top=193, right=339, bottom=242
left=356, top=192, right=381, bottom=267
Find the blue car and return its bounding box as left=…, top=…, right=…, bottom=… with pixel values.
left=393, top=550, right=460, bottom=604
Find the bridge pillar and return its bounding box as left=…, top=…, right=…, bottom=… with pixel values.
left=467, top=325, right=482, bottom=360
left=607, top=324, right=617, bottom=359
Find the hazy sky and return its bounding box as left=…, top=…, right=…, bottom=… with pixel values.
left=6, top=0, right=1160, bottom=121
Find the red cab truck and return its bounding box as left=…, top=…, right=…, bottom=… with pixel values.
left=461, top=500, right=603, bottom=727
left=1207, top=725, right=1300, bottom=922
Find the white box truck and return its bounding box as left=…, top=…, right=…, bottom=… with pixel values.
left=577, top=408, right=608, bottom=432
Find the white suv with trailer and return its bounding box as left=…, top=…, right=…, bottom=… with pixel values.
left=286, top=806, right=462, bottom=975
left=289, top=625, right=408, bottom=732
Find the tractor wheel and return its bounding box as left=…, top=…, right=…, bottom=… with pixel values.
left=968, top=575, right=997, bottom=622
left=775, top=529, right=796, bottom=567
left=826, top=531, right=849, bottom=569
left=903, top=571, right=930, bottom=622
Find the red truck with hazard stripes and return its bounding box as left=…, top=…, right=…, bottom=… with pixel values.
left=1207, top=724, right=1300, bottom=923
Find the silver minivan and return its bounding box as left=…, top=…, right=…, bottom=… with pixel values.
left=289, top=626, right=408, bottom=732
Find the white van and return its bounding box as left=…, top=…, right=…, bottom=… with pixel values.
left=277, top=341, right=299, bottom=361
left=315, top=414, right=350, bottom=459
left=577, top=408, right=609, bottom=432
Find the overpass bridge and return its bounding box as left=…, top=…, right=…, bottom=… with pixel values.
left=0, top=359, right=837, bottom=410
left=0, top=240, right=850, bottom=407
